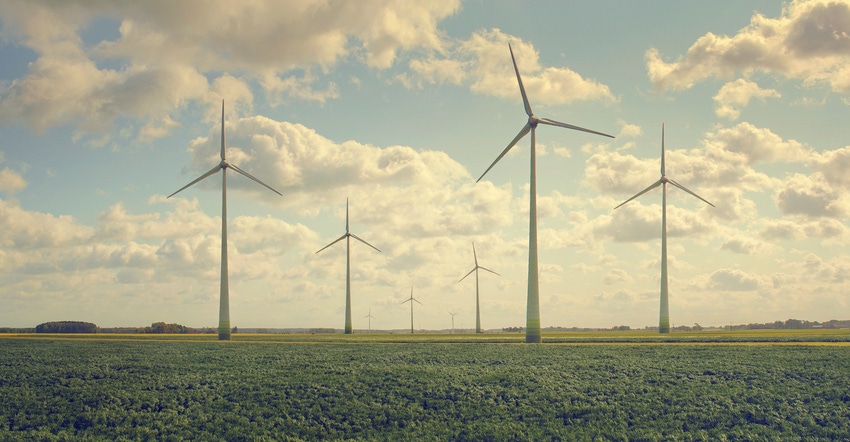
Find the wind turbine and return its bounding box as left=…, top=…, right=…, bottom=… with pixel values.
left=448, top=311, right=458, bottom=334
left=316, top=198, right=381, bottom=334
left=477, top=44, right=614, bottom=343
left=458, top=242, right=500, bottom=334
left=168, top=100, right=282, bottom=341
left=364, top=308, right=375, bottom=334
left=401, top=287, right=421, bottom=334
left=614, top=124, right=714, bottom=334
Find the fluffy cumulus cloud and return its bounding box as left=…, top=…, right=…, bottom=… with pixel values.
left=0, top=160, right=27, bottom=194
left=706, top=268, right=761, bottom=291
left=810, top=146, right=850, bottom=188
left=0, top=0, right=460, bottom=138
left=704, top=122, right=810, bottom=165
left=178, top=114, right=518, bottom=242
left=403, top=29, right=617, bottom=106
left=713, top=79, right=781, bottom=120
left=774, top=172, right=850, bottom=218
left=647, top=0, right=850, bottom=94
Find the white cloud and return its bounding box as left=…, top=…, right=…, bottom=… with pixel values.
left=705, top=122, right=809, bottom=164
left=707, top=268, right=761, bottom=291
left=0, top=0, right=460, bottom=138
left=759, top=216, right=847, bottom=240
left=720, top=235, right=776, bottom=255
left=647, top=0, right=850, bottom=94
left=462, top=29, right=617, bottom=105
left=775, top=172, right=849, bottom=218
left=0, top=168, right=27, bottom=194
left=713, top=79, right=781, bottom=120
left=603, top=268, right=633, bottom=285
left=810, top=145, right=850, bottom=188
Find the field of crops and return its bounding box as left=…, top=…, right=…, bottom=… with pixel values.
left=1, top=332, right=849, bottom=440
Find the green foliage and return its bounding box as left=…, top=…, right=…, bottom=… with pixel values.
left=1, top=338, right=849, bottom=440
left=34, top=321, right=98, bottom=334
left=145, top=322, right=192, bottom=334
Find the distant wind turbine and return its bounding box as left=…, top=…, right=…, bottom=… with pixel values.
left=316, top=198, right=381, bottom=334
left=614, top=124, right=714, bottom=334
left=401, top=287, right=422, bottom=334
left=448, top=311, right=458, bottom=334
left=364, top=308, right=375, bottom=334
left=477, top=44, right=614, bottom=343
left=168, top=100, right=282, bottom=341
left=458, top=242, right=499, bottom=334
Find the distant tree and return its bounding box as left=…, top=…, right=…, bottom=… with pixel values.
left=693, top=323, right=703, bottom=331
left=144, top=322, right=192, bottom=334
left=785, top=319, right=803, bottom=329
left=35, top=321, right=98, bottom=333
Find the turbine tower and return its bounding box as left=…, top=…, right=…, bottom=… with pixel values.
left=401, top=287, right=421, bottom=334
left=448, top=311, right=458, bottom=333
left=614, top=124, right=714, bottom=333
left=168, top=100, right=282, bottom=341
left=477, top=44, right=614, bottom=343
left=364, top=308, right=375, bottom=334
left=458, top=242, right=500, bottom=333
left=316, top=199, right=381, bottom=334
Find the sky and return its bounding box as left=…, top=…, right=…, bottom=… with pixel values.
left=1, top=0, right=849, bottom=331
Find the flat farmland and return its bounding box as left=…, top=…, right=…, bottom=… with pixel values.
left=1, top=332, right=849, bottom=440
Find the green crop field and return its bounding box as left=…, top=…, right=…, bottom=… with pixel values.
left=1, top=331, right=849, bottom=440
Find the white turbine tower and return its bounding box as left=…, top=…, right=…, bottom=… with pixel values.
left=614, top=124, right=714, bottom=334
left=316, top=198, right=381, bottom=334
left=168, top=100, right=282, bottom=341
left=477, top=44, right=614, bottom=343
left=458, top=242, right=499, bottom=334
left=364, top=308, right=375, bottom=334
left=401, top=287, right=422, bottom=334
left=448, top=311, right=458, bottom=334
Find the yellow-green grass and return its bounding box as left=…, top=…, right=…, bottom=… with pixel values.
left=3, top=328, right=848, bottom=344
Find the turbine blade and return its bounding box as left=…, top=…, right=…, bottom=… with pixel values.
left=667, top=178, right=715, bottom=207
left=508, top=43, right=533, bottom=117
left=221, top=100, right=226, bottom=161
left=345, top=198, right=350, bottom=233
left=167, top=165, right=221, bottom=198
left=350, top=233, right=381, bottom=253
left=613, top=179, right=663, bottom=210
left=414, top=298, right=422, bottom=305
left=458, top=268, right=476, bottom=283
left=479, top=266, right=501, bottom=277
left=315, top=234, right=347, bottom=254
left=538, top=117, right=615, bottom=139
left=477, top=123, right=531, bottom=182
left=661, top=123, right=665, bottom=177
left=401, top=298, right=410, bottom=304
left=228, top=163, right=283, bottom=196
left=472, top=242, right=478, bottom=266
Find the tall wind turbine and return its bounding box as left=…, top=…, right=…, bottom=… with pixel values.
left=401, top=287, right=422, bottom=334
left=477, top=44, right=614, bottom=343
left=458, top=242, right=500, bottom=334
left=614, top=124, right=714, bottom=333
left=168, top=100, right=282, bottom=341
left=364, top=308, right=375, bottom=334
left=316, top=198, right=381, bottom=334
